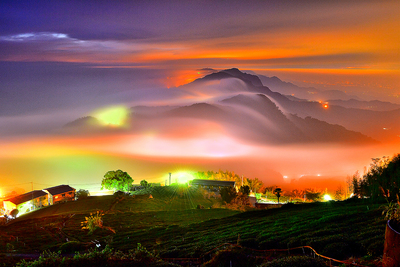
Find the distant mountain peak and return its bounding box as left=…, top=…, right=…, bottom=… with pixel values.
left=192, top=68, right=263, bottom=87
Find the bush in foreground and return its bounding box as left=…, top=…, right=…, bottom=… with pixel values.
left=16, top=244, right=180, bottom=267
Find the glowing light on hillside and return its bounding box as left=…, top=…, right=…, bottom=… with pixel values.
left=92, top=106, right=129, bottom=126
left=90, top=190, right=114, bottom=196
left=175, top=172, right=195, bottom=184
left=323, top=103, right=329, bottom=109
left=324, top=194, right=332, bottom=201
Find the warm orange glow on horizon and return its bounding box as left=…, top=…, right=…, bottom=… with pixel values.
left=165, top=69, right=206, bottom=88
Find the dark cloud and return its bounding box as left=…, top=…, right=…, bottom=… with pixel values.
left=1, top=0, right=393, bottom=43
left=0, top=62, right=168, bottom=116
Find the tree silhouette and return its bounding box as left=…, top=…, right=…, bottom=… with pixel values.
left=274, top=188, right=282, bottom=203
left=220, top=186, right=237, bottom=203
left=362, top=154, right=400, bottom=202
left=239, top=185, right=250, bottom=196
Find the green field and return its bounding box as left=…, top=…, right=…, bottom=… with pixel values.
left=0, top=186, right=387, bottom=266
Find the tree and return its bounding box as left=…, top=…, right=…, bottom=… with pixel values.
left=140, top=180, right=149, bottom=188
left=362, top=154, right=400, bottom=202
left=274, top=188, right=282, bottom=203
left=101, top=169, right=133, bottom=192
left=334, top=185, right=345, bottom=201
left=220, top=186, right=237, bottom=203
left=305, top=189, right=322, bottom=202
left=76, top=189, right=90, bottom=200
left=239, top=185, right=250, bottom=196
left=345, top=174, right=354, bottom=198
left=286, top=189, right=305, bottom=202
left=246, top=177, right=263, bottom=193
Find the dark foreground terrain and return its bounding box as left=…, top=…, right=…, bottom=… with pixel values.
left=0, top=186, right=386, bottom=266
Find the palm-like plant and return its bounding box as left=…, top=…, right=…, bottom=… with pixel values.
left=382, top=200, right=400, bottom=223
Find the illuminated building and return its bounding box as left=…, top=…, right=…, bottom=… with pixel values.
left=3, top=190, right=49, bottom=216
left=3, top=185, right=76, bottom=216
left=43, top=185, right=76, bottom=205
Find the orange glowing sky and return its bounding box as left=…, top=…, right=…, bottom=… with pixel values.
left=0, top=0, right=399, bottom=195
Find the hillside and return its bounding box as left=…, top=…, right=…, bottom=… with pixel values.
left=0, top=187, right=387, bottom=266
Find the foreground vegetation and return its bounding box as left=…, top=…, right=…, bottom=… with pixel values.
left=0, top=185, right=387, bottom=266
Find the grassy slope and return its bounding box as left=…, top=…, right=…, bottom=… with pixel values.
left=116, top=200, right=385, bottom=260
left=0, top=186, right=386, bottom=262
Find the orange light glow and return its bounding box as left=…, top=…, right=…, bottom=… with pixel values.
left=165, top=69, right=207, bottom=88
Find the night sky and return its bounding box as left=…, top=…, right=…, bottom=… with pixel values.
left=0, top=1, right=399, bottom=195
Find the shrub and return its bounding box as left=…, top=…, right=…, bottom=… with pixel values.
left=76, top=189, right=89, bottom=200
left=81, top=211, right=104, bottom=234
left=220, top=186, right=237, bottom=203
left=10, top=209, right=19, bottom=219
left=16, top=245, right=178, bottom=267
left=260, top=256, right=327, bottom=267
left=382, top=200, right=400, bottom=222
left=16, top=251, right=63, bottom=267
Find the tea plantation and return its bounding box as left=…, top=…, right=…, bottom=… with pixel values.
left=0, top=186, right=387, bottom=266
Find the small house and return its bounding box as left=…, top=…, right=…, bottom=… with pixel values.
left=3, top=190, right=49, bottom=216
left=43, top=185, right=75, bottom=205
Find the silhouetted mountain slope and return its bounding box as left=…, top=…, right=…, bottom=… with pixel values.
left=64, top=116, right=101, bottom=128
left=326, top=99, right=400, bottom=111
left=220, top=94, right=307, bottom=142
left=63, top=68, right=388, bottom=145
left=131, top=106, right=177, bottom=116
left=160, top=94, right=375, bottom=145
left=194, top=69, right=398, bottom=143
left=257, top=74, right=360, bottom=101
left=165, top=103, right=227, bottom=120
left=258, top=75, right=318, bottom=97
left=163, top=100, right=306, bottom=144
left=222, top=68, right=263, bottom=87
left=62, top=116, right=104, bottom=134
left=191, top=68, right=263, bottom=87
left=288, top=114, right=377, bottom=144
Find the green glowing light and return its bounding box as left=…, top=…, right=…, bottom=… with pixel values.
left=93, top=106, right=129, bottom=126
left=175, top=171, right=195, bottom=184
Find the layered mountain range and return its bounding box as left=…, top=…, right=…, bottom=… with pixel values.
left=65, top=68, right=400, bottom=145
